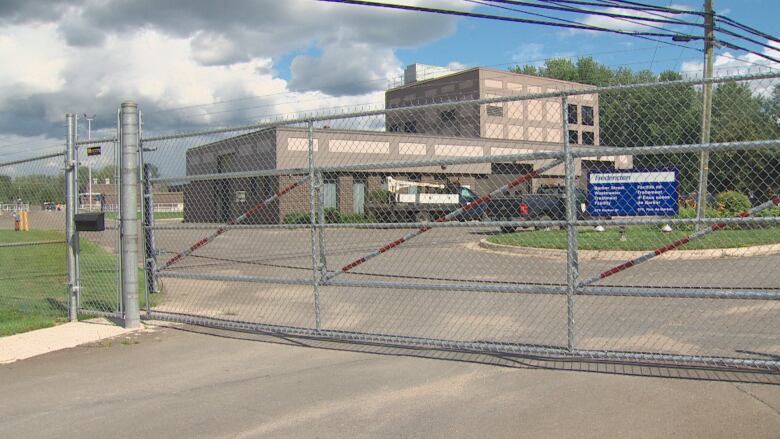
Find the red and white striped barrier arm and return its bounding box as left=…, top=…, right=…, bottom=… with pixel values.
left=160, top=175, right=310, bottom=270
left=326, top=159, right=564, bottom=280
left=580, top=195, right=780, bottom=286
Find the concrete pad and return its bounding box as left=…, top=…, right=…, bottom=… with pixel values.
left=0, top=318, right=137, bottom=364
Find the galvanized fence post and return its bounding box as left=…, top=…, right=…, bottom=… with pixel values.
left=316, top=169, right=328, bottom=278
left=119, top=102, right=141, bottom=328
left=562, top=95, right=578, bottom=352
left=142, top=163, right=159, bottom=306
left=307, top=120, right=322, bottom=330
left=65, top=113, right=78, bottom=322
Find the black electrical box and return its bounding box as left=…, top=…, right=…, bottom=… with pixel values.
left=75, top=212, right=105, bottom=232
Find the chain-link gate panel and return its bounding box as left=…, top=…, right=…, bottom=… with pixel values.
left=74, top=135, right=123, bottom=317
left=137, top=72, right=779, bottom=370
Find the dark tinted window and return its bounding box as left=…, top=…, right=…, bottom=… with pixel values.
left=567, top=104, right=578, bottom=124
left=582, top=131, right=595, bottom=145
left=568, top=130, right=579, bottom=145
left=582, top=106, right=594, bottom=126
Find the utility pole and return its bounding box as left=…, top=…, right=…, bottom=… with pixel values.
left=696, top=0, right=715, bottom=230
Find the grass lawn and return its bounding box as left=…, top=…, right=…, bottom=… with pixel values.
left=104, top=211, right=183, bottom=220
left=487, top=225, right=780, bottom=251
left=0, top=229, right=154, bottom=336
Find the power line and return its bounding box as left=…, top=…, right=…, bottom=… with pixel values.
left=470, top=0, right=686, bottom=38
left=467, top=0, right=704, bottom=55
left=715, top=15, right=780, bottom=46
left=592, top=0, right=691, bottom=25
left=715, top=25, right=780, bottom=54
left=317, top=0, right=699, bottom=39
left=593, top=0, right=701, bottom=15
left=717, top=39, right=780, bottom=65
left=536, top=0, right=702, bottom=15
left=481, top=0, right=704, bottom=28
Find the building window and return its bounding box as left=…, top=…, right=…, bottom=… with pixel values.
left=388, top=124, right=401, bottom=132
left=582, top=131, right=595, bottom=145
left=440, top=109, right=457, bottom=125
left=322, top=176, right=338, bottom=209
left=567, top=104, right=578, bottom=124
left=486, top=105, right=503, bottom=117
left=582, top=106, right=594, bottom=126
left=352, top=177, right=367, bottom=214
left=568, top=130, right=579, bottom=145
left=403, top=121, right=418, bottom=133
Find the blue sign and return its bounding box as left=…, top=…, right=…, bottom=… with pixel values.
left=587, top=170, right=678, bottom=216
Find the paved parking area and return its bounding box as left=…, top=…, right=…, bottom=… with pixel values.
left=0, top=323, right=778, bottom=439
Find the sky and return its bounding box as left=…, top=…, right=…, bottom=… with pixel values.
left=0, top=0, right=778, bottom=163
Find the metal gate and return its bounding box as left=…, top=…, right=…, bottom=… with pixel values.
left=90, top=73, right=780, bottom=370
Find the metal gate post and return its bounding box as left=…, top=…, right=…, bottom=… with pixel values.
left=142, top=163, right=159, bottom=302
left=119, top=102, right=141, bottom=328
left=65, top=114, right=78, bottom=322
left=316, top=169, right=328, bottom=278
left=307, top=121, right=322, bottom=330
left=562, top=95, right=578, bottom=352
left=72, top=117, right=81, bottom=312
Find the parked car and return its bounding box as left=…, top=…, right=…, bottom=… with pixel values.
left=484, top=187, right=589, bottom=233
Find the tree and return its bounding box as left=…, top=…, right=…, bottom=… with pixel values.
left=509, top=58, right=780, bottom=198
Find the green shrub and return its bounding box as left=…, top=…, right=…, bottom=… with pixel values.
left=756, top=205, right=780, bottom=218
left=282, top=212, right=311, bottom=224
left=676, top=207, right=724, bottom=219
left=367, top=189, right=392, bottom=203
left=716, top=191, right=751, bottom=215
left=339, top=213, right=375, bottom=224
left=324, top=208, right=341, bottom=224
left=283, top=210, right=377, bottom=224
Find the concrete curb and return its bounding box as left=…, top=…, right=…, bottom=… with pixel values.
left=478, top=239, right=780, bottom=261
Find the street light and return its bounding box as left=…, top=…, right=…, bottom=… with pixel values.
left=83, top=114, right=96, bottom=210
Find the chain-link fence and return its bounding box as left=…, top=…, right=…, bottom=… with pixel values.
left=52, top=70, right=777, bottom=370
left=73, top=135, right=123, bottom=317
left=1, top=69, right=776, bottom=371
left=0, top=152, right=69, bottom=335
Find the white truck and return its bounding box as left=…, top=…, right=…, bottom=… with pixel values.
left=366, top=177, right=484, bottom=222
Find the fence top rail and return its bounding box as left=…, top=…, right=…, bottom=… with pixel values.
left=74, top=137, right=116, bottom=146
left=138, top=71, right=780, bottom=144
left=0, top=151, right=65, bottom=168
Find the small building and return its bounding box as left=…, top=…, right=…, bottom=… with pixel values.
left=83, top=182, right=183, bottom=212
left=184, top=66, right=631, bottom=224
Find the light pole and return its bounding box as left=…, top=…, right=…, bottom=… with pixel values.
left=83, top=114, right=96, bottom=210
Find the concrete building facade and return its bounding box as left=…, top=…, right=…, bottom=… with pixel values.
left=184, top=67, right=630, bottom=224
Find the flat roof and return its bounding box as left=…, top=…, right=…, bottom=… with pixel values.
left=387, top=66, right=596, bottom=93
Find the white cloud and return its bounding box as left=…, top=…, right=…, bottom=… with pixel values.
left=511, top=43, right=545, bottom=64
left=0, top=24, right=68, bottom=94
left=0, top=0, right=472, bottom=163
left=680, top=41, right=780, bottom=96
left=680, top=41, right=780, bottom=77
